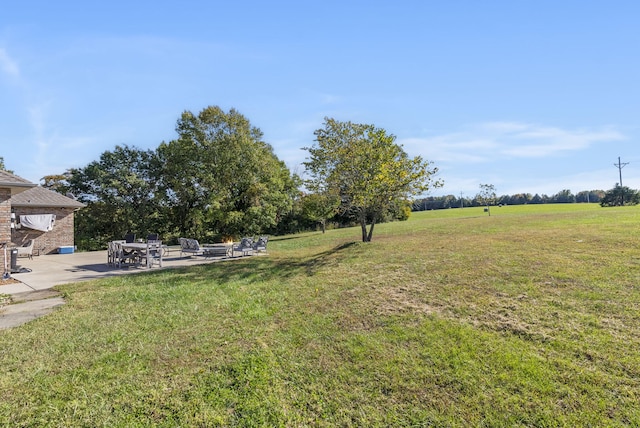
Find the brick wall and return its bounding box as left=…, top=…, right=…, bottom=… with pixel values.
left=12, top=207, right=77, bottom=255
left=0, top=188, right=11, bottom=272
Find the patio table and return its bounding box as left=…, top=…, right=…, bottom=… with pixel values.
left=121, top=242, right=165, bottom=268
left=202, top=243, right=233, bottom=258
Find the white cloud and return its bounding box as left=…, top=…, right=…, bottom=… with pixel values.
left=400, top=135, right=496, bottom=163
left=0, top=48, right=20, bottom=77
left=397, top=122, right=630, bottom=197
left=399, top=122, right=627, bottom=164
left=496, top=124, right=626, bottom=158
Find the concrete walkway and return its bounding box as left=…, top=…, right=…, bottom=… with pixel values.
left=0, top=247, right=238, bottom=330
left=0, top=289, right=66, bottom=330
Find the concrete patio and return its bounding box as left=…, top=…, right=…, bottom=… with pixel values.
left=1, top=247, right=245, bottom=329
left=1, top=246, right=236, bottom=295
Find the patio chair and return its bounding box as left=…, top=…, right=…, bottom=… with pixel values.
left=178, top=238, right=206, bottom=257
left=233, top=237, right=254, bottom=257
left=107, top=241, right=118, bottom=266
left=108, top=241, right=123, bottom=267
left=252, top=236, right=269, bottom=254
left=139, top=241, right=163, bottom=268
left=124, top=233, right=136, bottom=243
left=111, top=241, right=138, bottom=267
left=16, top=239, right=35, bottom=260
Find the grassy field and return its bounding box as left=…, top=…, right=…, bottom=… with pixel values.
left=1, top=203, right=639, bottom=426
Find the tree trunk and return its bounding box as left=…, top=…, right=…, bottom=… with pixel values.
left=359, top=217, right=376, bottom=242
left=360, top=216, right=368, bottom=242
left=320, top=219, right=326, bottom=234
left=366, top=219, right=376, bottom=242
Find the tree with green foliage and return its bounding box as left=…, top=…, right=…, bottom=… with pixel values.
left=575, top=190, right=604, bottom=203
left=600, top=185, right=640, bottom=207
left=0, top=156, right=13, bottom=173
left=478, top=183, right=497, bottom=216
left=66, top=145, right=163, bottom=249
left=304, top=118, right=442, bottom=242
left=300, top=191, right=340, bottom=233
left=157, top=106, right=299, bottom=240
left=50, top=106, right=299, bottom=250
left=552, top=189, right=576, bottom=203
left=41, top=172, right=73, bottom=195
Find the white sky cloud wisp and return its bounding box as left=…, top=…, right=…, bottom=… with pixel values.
left=0, top=48, right=20, bottom=77
left=400, top=122, right=626, bottom=163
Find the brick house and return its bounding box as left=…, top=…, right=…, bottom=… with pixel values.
left=0, top=169, right=86, bottom=274
left=1, top=171, right=37, bottom=272
left=10, top=186, right=85, bottom=255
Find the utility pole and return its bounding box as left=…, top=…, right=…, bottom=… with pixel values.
left=614, top=156, right=628, bottom=187
left=614, top=156, right=629, bottom=205
left=460, top=192, right=464, bottom=208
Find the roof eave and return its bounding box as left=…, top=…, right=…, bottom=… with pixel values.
left=0, top=182, right=38, bottom=196
left=11, top=203, right=86, bottom=209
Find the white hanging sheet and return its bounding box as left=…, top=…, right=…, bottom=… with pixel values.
left=20, top=214, right=56, bottom=232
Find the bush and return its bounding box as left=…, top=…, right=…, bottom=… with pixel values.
left=599, top=185, right=640, bottom=207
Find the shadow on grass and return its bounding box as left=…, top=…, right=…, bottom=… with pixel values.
left=269, top=235, right=306, bottom=242
left=161, top=241, right=361, bottom=286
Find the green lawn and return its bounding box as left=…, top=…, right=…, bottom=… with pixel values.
left=1, top=204, right=640, bottom=426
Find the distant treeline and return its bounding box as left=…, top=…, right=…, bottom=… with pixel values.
left=413, top=189, right=605, bottom=211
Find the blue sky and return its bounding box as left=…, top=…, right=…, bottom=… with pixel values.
left=1, top=1, right=639, bottom=197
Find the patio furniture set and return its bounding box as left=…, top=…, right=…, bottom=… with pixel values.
left=107, top=234, right=269, bottom=269
left=178, top=236, right=268, bottom=259
left=107, top=233, right=165, bottom=269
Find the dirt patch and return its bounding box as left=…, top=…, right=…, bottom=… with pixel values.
left=0, top=277, right=22, bottom=286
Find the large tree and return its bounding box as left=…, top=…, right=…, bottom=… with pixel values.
left=66, top=145, right=163, bottom=249
left=304, top=118, right=442, bottom=242
left=51, top=107, right=298, bottom=250
left=157, top=106, right=298, bottom=239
